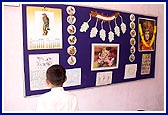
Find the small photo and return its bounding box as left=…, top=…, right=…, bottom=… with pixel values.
left=138, top=18, right=156, bottom=51
left=67, top=46, right=77, bottom=55
left=130, top=29, right=136, bottom=37
left=68, top=35, right=77, bottom=45
left=130, top=22, right=135, bottom=30
left=66, top=6, right=75, bottom=15
left=130, top=46, right=136, bottom=54
left=130, top=38, right=136, bottom=46
left=67, top=25, right=76, bottom=34
left=91, top=43, right=119, bottom=71
left=67, top=56, right=76, bottom=65
left=67, top=15, right=76, bottom=25
left=129, top=54, right=135, bottom=62
left=130, top=14, right=135, bottom=22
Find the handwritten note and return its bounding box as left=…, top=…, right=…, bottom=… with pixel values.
left=29, top=53, right=59, bottom=91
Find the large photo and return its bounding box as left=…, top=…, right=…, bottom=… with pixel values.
left=138, top=18, right=156, bottom=51
left=91, top=44, right=119, bottom=71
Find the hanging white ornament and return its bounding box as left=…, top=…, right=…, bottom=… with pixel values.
left=108, top=21, right=114, bottom=42
left=99, top=21, right=106, bottom=41
left=90, top=18, right=99, bottom=38
left=119, top=15, right=127, bottom=34
left=80, top=14, right=92, bottom=32
left=99, top=29, right=106, bottom=41
left=108, top=31, right=114, bottom=42
left=120, top=22, right=126, bottom=34
left=114, top=18, right=120, bottom=37
left=80, top=22, right=89, bottom=32
left=90, top=27, right=98, bottom=38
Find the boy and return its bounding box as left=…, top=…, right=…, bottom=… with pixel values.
left=36, top=64, right=78, bottom=112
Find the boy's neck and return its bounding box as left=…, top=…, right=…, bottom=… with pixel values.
left=49, top=84, right=62, bottom=88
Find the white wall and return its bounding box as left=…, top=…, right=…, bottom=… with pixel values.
left=3, top=3, right=165, bottom=112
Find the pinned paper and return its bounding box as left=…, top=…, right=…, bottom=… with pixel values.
left=124, top=64, right=137, bottom=79
left=96, top=71, right=112, bottom=86
left=141, top=54, right=151, bottom=75
left=63, top=68, right=81, bottom=87
left=29, top=53, right=59, bottom=91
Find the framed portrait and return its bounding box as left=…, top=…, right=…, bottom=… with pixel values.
left=26, top=6, right=62, bottom=50
left=138, top=18, right=157, bottom=52
left=91, top=43, right=120, bottom=71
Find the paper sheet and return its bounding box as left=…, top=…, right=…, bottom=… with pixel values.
left=63, top=68, right=81, bottom=87
left=96, top=71, right=112, bottom=86
left=141, top=54, right=151, bottom=75
left=29, top=53, right=59, bottom=91
left=124, top=64, right=137, bottom=79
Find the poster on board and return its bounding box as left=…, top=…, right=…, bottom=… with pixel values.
left=28, top=53, right=59, bottom=91
left=26, top=6, right=62, bottom=50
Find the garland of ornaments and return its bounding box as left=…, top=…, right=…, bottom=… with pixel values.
left=80, top=11, right=127, bottom=42
left=66, top=6, right=77, bottom=65
left=129, top=14, right=136, bottom=62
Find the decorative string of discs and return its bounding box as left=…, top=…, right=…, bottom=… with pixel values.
left=66, top=6, right=77, bottom=65
left=129, top=14, right=136, bottom=62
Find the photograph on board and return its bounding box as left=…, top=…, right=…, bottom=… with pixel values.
left=138, top=18, right=157, bottom=52
left=91, top=43, right=119, bottom=71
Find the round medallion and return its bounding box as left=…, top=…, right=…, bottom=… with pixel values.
left=68, top=35, right=77, bottom=45
left=130, top=46, right=136, bottom=54
left=67, top=15, right=76, bottom=25
left=67, top=25, right=76, bottom=34
left=130, top=14, right=135, bottom=22
left=67, top=46, right=77, bottom=55
left=66, top=6, right=76, bottom=15
left=67, top=56, right=76, bottom=65
left=130, top=29, right=136, bottom=37
left=130, top=21, right=135, bottom=30
left=130, top=38, right=136, bottom=46
left=129, top=54, right=135, bottom=62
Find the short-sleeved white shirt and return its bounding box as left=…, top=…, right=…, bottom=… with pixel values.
left=36, top=87, right=78, bottom=112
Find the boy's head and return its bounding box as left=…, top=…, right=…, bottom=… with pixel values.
left=46, top=64, right=66, bottom=87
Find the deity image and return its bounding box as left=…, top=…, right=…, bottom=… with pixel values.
left=138, top=18, right=156, bottom=51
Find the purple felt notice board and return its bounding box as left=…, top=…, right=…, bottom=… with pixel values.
left=22, top=4, right=157, bottom=96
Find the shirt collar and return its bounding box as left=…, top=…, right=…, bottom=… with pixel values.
left=51, top=87, right=64, bottom=92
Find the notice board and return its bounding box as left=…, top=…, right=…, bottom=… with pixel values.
left=22, top=4, right=157, bottom=96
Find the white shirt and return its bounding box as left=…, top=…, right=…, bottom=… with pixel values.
left=36, top=87, right=78, bottom=112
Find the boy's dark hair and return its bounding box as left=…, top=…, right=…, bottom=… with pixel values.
left=46, top=64, right=66, bottom=86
